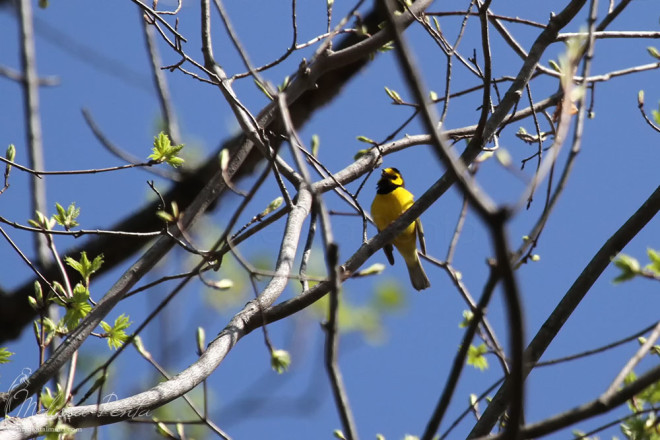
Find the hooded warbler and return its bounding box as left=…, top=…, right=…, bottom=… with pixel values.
left=370, top=167, right=430, bottom=291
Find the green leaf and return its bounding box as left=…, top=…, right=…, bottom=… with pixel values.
left=638, top=378, right=660, bottom=404
left=42, top=421, right=77, bottom=440
left=384, top=86, right=403, bottom=104
left=219, top=148, right=230, bottom=173
left=311, top=134, right=320, bottom=157
left=132, top=335, right=150, bottom=358
left=378, top=41, right=394, bottom=52
left=6, top=143, right=15, bottom=165
left=621, top=416, right=651, bottom=440
left=254, top=78, right=274, bottom=100
left=148, top=132, right=185, bottom=167
left=356, top=135, right=376, bottom=145
left=261, top=197, right=283, bottom=217
left=0, top=347, right=14, bottom=364
left=156, top=201, right=180, bottom=224
left=624, top=370, right=637, bottom=385
left=278, top=75, right=291, bottom=92
left=41, top=384, right=66, bottom=415
left=647, top=46, right=660, bottom=60
left=638, top=90, right=645, bottom=106
left=53, top=202, right=80, bottom=230
left=613, top=254, right=641, bottom=284
left=459, top=310, right=474, bottom=328
left=475, top=150, right=494, bottom=163
left=34, top=280, right=43, bottom=304
left=196, top=327, right=206, bottom=355
left=62, top=284, right=92, bottom=330
left=207, top=279, right=234, bottom=290
left=65, top=251, right=104, bottom=284
left=646, top=248, right=660, bottom=275
left=156, top=210, right=174, bottom=223
left=467, top=343, right=489, bottom=371
left=495, top=148, right=512, bottom=167
left=548, top=59, right=561, bottom=72
left=653, top=107, right=660, bottom=126
left=356, top=263, right=386, bottom=276
left=29, top=210, right=56, bottom=230
left=154, top=418, right=175, bottom=438
left=101, top=314, right=132, bottom=350
left=28, top=295, right=40, bottom=310
left=39, top=317, right=58, bottom=346
left=48, top=282, right=67, bottom=306
left=354, top=148, right=371, bottom=160
left=270, top=349, right=291, bottom=374
left=333, top=430, right=346, bottom=440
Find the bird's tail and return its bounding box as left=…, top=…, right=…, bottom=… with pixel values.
left=405, top=252, right=430, bottom=291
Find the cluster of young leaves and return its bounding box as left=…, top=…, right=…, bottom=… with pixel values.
left=574, top=338, right=660, bottom=440
left=40, top=384, right=67, bottom=415
left=100, top=314, right=132, bottom=350
left=619, top=364, right=660, bottom=440
left=28, top=202, right=80, bottom=231
left=460, top=310, right=490, bottom=372
left=0, top=347, right=14, bottom=365
left=270, top=349, right=292, bottom=374
left=50, top=283, right=93, bottom=330
left=53, top=203, right=80, bottom=231
left=612, top=249, right=660, bottom=284
left=28, top=253, right=99, bottom=330
left=39, top=385, right=79, bottom=439
left=29, top=250, right=132, bottom=350
left=148, top=132, right=185, bottom=168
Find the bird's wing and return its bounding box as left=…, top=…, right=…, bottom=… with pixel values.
left=416, top=218, right=427, bottom=255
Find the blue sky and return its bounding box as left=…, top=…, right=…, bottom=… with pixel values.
left=1, top=1, right=659, bottom=439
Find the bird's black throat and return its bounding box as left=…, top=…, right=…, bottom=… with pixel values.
left=376, top=179, right=399, bottom=194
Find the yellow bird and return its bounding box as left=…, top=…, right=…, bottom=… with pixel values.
left=370, top=167, right=430, bottom=291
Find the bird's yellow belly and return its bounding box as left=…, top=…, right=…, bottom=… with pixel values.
left=371, top=190, right=417, bottom=256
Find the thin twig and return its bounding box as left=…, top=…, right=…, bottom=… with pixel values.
left=0, top=156, right=164, bottom=176
left=323, top=243, right=358, bottom=440
left=0, top=215, right=161, bottom=238
left=482, top=362, right=660, bottom=439
left=534, top=321, right=660, bottom=368
left=82, top=108, right=180, bottom=181
left=604, top=321, right=660, bottom=399
left=421, top=264, right=500, bottom=440
left=637, top=93, right=660, bottom=134
left=142, top=14, right=182, bottom=145
left=470, top=184, right=660, bottom=437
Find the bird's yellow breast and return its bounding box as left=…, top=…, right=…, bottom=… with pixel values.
left=371, top=187, right=417, bottom=250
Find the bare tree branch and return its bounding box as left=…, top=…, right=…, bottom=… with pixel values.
left=17, top=0, right=48, bottom=265
left=468, top=184, right=660, bottom=437
left=481, top=360, right=660, bottom=439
